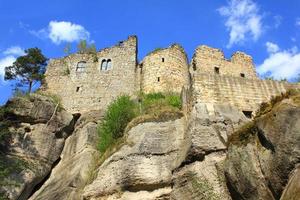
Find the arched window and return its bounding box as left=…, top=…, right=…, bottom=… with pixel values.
left=107, top=59, right=112, bottom=70
left=76, top=61, right=87, bottom=72
left=101, top=59, right=107, bottom=71
left=100, top=59, right=112, bottom=71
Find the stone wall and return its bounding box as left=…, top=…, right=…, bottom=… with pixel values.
left=191, top=45, right=258, bottom=79
left=192, top=73, right=290, bottom=113
left=140, top=44, right=190, bottom=94
left=43, top=36, right=137, bottom=113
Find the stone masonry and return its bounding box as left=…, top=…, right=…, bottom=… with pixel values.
left=43, top=35, right=299, bottom=114
left=191, top=45, right=257, bottom=79
left=140, top=44, right=190, bottom=93
left=43, top=36, right=137, bottom=113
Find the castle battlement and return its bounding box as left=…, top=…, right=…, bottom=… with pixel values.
left=43, top=35, right=298, bottom=115
left=191, top=45, right=257, bottom=79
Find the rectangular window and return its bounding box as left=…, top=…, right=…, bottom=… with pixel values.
left=240, top=73, right=245, bottom=78
left=214, top=67, right=220, bottom=74
left=162, top=58, right=165, bottom=62
left=157, top=77, right=160, bottom=82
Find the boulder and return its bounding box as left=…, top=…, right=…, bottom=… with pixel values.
left=29, top=110, right=104, bottom=200
left=224, top=97, right=300, bottom=200
left=0, top=94, right=74, bottom=200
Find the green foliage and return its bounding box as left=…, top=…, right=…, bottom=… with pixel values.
left=265, top=76, right=274, bottom=81
left=0, top=153, right=27, bottom=186
left=140, top=92, right=182, bottom=114
left=166, top=94, right=182, bottom=108
left=77, top=40, right=98, bottom=62
left=98, top=96, right=137, bottom=153
left=77, top=40, right=88, bottom=53
left=63, top=43, right=72, bottom=55
left=97, top=92, right=182, bottom=155
left=227, top=121, right=257, bottom=147
left=0, top=106, right=12, bottom=144
left=256, top=89, right=300, bottom=117
left=4, top=48, right=48, bottom=93
left=63, top=67, right=70, bottom=76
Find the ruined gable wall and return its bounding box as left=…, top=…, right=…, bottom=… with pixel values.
left=191, top=45, right=257, bottom=79
left=140, top=44, right=190, bottom=94
left=192, top=73, right=290, bottom=112
left=43, top=36, right=137, bottom=113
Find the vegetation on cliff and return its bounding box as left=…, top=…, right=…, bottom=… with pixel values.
left=227, top=88, right=300, bottom=147
left=97, top=92, right=182, bottom=154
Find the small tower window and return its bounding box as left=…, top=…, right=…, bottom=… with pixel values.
left=214, top=67, right=220, bottom=74
left=240, top=73, right=245, bottom=78
left=76, top=61, right=87, bottom=72
left=242, top=111, right=252, bottom=119
left=107, top=59, right=112, bottom=70
left=101, top=59, right=112, bottom=71
left=76, top=87, right=80, bottom=92
left=162, top=58, right=165, bottom=62
left=101, top=59, right=107, bottom=71
left=157, top=77, right=160, bottom=82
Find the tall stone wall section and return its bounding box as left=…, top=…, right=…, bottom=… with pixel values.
left=43, top=36, right=137, bottom=113
left=140, top=44, right=190, bottom=94
left=191, top=45, right=257, bottom=79
left=192, top=73, right=289, bottom=112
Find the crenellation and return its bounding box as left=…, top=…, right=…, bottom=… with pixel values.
left=191, top=45, right=258, bottom=79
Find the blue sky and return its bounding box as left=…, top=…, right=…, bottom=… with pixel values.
left=0, top=0, right=300, bottom=104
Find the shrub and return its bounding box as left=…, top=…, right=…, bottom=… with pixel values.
left=166, top=94, right=182, bottom=109
left=98, top=95, right=137, bottom=153
left=140, top=92, right=182, bottom=114
left=97, top=92, right=182, bottom=155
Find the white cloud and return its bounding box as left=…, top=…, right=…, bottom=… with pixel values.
left=257, top=43, right=300, bottom=80
left=31, top=21, right=90, bottom=45
left=218, top=0, right=263, bottom=48
left=273, top=15, right=282, bottom=28
left=3, top=46, right=25, bottom=56
left=265, top=42, right=279, bottom=54
left=0, top=56, right=16, bottom=83
left=0, top=46, right=25, bottom=83
left=296, top=18, right=300, bottom=27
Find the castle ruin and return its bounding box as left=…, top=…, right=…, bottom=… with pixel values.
left=43, top=36, right=298, bottom=116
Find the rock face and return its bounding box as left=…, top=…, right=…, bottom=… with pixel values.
left=169, top=103, right=247, bottom=200
left=2, top=91, right=299, bottom=200
left=83, top=117, right=188, bottom=199
left=280, top=166, right=300, bottom=200
left=29, top=111, right=103, bottom=200
left=81, top=103, right=247, bottom=200
left=224, top=96, right=300, bottom=200
left=0, top=94, right=74, bottom=200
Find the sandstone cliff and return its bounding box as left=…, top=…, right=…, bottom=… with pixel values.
left=0, top=90, right=299, bottom=200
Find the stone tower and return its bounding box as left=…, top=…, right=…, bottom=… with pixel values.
left=43, top=36, right=138, bottom=113
left=140, top=44, right=190, bottom=94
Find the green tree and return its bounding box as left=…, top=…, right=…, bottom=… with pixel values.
left=88, top=43, right=97, bottom=54
left=77, top=40, right=87, bottom=53
left=4, top=48, right=47, bottom=93
left=63, top=43, right=72, bottom=55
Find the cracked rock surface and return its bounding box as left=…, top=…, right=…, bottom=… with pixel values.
left=224, top=97, right=300, bottom=200
left=0, top=95, right=74, bottom=200
left=83, top=118, right=189, bottom=199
